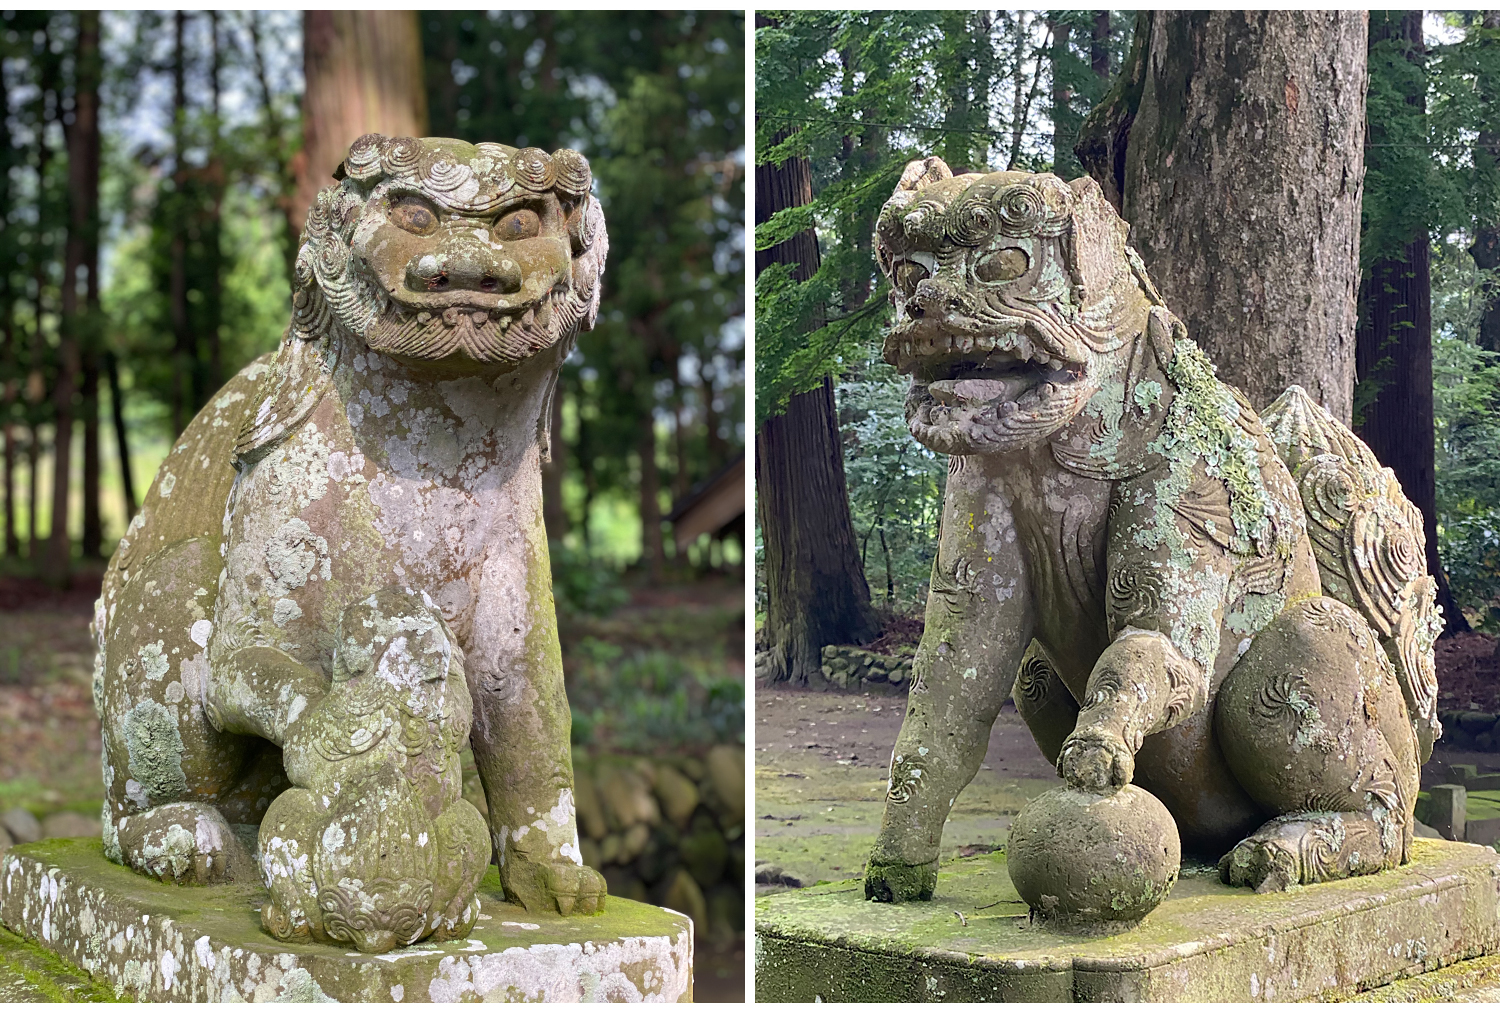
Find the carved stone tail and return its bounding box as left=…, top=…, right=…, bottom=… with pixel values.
left=1261, top=385, right=1443, bottom=761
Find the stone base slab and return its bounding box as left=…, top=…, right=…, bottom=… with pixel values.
left=754, top=838, right=1500, bottom=1002
left=1, top=839, right=691, bottom=1002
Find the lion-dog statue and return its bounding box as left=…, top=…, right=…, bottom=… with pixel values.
left=862, top=157, right=1443, bottom=902
left=92, top=134, right=609, bottom=952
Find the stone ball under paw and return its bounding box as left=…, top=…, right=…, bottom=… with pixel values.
left=1006, top=784, right=1180, bottom=928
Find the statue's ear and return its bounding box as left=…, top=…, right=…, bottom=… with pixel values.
left=1064, top=176, right=1130, bottom=298
left=895, top=156, right=952, bottom=196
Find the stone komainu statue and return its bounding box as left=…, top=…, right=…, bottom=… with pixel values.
left=863, top=157, right=1443, bottom=901
left=92, top=135, right=609, bottom=953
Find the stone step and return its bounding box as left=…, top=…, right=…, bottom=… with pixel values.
left=755, top=839, right=1500, bottom=1002
left=1, top=838, right=693, bottom=1002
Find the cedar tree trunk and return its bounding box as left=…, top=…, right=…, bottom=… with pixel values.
left=755, top=117, right=879, bottom=684
left=1077, top=10, right=1367, bottom=421
left=295, top=11, right=429, bottom=236
left=1355, top=12, right=1468, bottom=633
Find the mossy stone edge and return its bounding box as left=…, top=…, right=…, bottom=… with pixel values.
left=754, top=839, right=1500, bottom=1001
left=0, top=839, right=692, bottom=1002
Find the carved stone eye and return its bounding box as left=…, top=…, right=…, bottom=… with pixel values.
left=974, top=248, right=1029, bottom=283
left=495, top=208, right=541, bottom=242
left=389, top=197, right=437, bottom=236
left=895, top=260, right=929, bottom=298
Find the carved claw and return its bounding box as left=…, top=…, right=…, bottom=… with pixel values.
left=502, top=858, right=607, bottom=917
left=864, top=859, right=939, bottom=903
left=1219, top=837, right=1300, bottom=893
left=1056, top=728, right=1135, bottom=790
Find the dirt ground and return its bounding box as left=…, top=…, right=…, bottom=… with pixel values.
left=753, top=689, right=1061, bottom=891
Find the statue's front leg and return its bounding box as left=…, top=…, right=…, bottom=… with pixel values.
left=1058, top=478, right=1236, bottom=792
left=1056, top=629, right=1210, bottom=790
left=865, top=469, right=1034, bottom=902
left=468, top=544, right=604, bottom=916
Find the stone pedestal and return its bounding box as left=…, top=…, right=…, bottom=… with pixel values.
left=1, top=839, right=691, bottom=1002
left=754, top=838, right=1500, bottom=1002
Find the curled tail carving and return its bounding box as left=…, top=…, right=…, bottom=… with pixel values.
left=1261, top=385, right=1443, bottom=760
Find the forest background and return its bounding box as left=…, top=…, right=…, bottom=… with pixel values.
left=0, top=9, right=745, bottom=587
left=754, top=10, right=1500, bottom=685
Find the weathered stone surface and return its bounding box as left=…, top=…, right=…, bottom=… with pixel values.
left=92, top=134, right=612, bottom=947
left=1, top=839, right=692, bottom=1002
left=818, top=645, right=913, bottom=693
left=1426, top=784, right=1468, bottom=843
left=756, top=840, right=1500, bottom=1002
left=2, top=810, right=40, bottom=846
left=1005, top=785, right=1179, bottom=927
left=860, top=156, right=1441, bottom=917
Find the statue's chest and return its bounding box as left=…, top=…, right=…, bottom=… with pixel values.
left=1000, top=459, right=1113, bottom=682
left=226, top=400, right=515, bottom=640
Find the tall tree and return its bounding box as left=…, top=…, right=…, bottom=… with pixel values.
left=296, top=11, right=428, bottom=233
left=1077, top=11, right=1367, bottom=421
left=75, top=11, right=104, bottom=560
left=1357, top=12, right=1469, bottom=633
left=756, top=112, right=879, bottom=684
left=41, top=12, right=101, bottom=581
left=1470, top=11, right=1500, bottom=353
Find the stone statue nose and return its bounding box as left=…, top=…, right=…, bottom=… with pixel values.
left=406, top=244, right=523, bottom=295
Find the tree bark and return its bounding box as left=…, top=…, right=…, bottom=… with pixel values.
left=1076, top=11, right=1367, bottom=422
left=754, top=100, right=879, bottom=684
left=78, top=10, right=103, bottom=560
left=1091, top=11, right=1111, bottom=81
left=1355, top=12, right=1468, bottom=634
left=168, top=11, right=191, bottom=437
left=295, top=11, right=429, bottom=238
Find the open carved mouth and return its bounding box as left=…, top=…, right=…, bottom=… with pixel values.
left=918, top=353, right=1081, bottom=414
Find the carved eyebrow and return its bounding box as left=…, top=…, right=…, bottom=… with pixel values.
left=382, top=179, right=553, bottom=218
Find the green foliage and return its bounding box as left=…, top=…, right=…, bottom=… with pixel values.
left=753, top=10, right=1133, bottom=424
left=566, top=636, right=744, bottom=752
left=837, top=360, right=947, bottom=610
left=551, top=541, right=631, bottom=618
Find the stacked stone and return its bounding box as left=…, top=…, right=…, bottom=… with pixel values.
left=0, top=808, right=100, bottom=859
left=1440, top=711, right=1500, bottom=752
left=819, top=644, right=915, bottom=691
left=569, top=745, right=744, bottom=943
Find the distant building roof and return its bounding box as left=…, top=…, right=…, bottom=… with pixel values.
left=667, top=453, right=745, bottom=551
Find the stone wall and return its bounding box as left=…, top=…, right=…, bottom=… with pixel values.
left=819, top=644, right=914, bottom=692
left=1441, top=711, right=1500, bottom=751
left=465, top=745, right=745, bottom=943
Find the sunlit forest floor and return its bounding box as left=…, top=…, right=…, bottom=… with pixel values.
left=0, top=565, right=745, bottom=1002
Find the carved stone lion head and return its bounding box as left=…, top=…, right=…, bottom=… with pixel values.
left=875, top=157, right=1161, bottom=456
left=292, top=134, right=608, bottom=364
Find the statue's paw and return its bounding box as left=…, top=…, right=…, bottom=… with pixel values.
left=1219, top=836, right=1300, bottom=893
left=116, top=803, right=255, bottom=886
left=503, top=858, right=607, bottom=916
left=864, top=859, right=938, bottom=903
left=1057, top=729, right=1134, bottom=790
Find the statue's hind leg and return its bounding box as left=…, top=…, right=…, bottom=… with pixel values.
left=1214, top=597, right=1419, bottom=892
left=1012, top=640, right=1079, bottom=765
left=97, top=536, right=283, bottom=884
